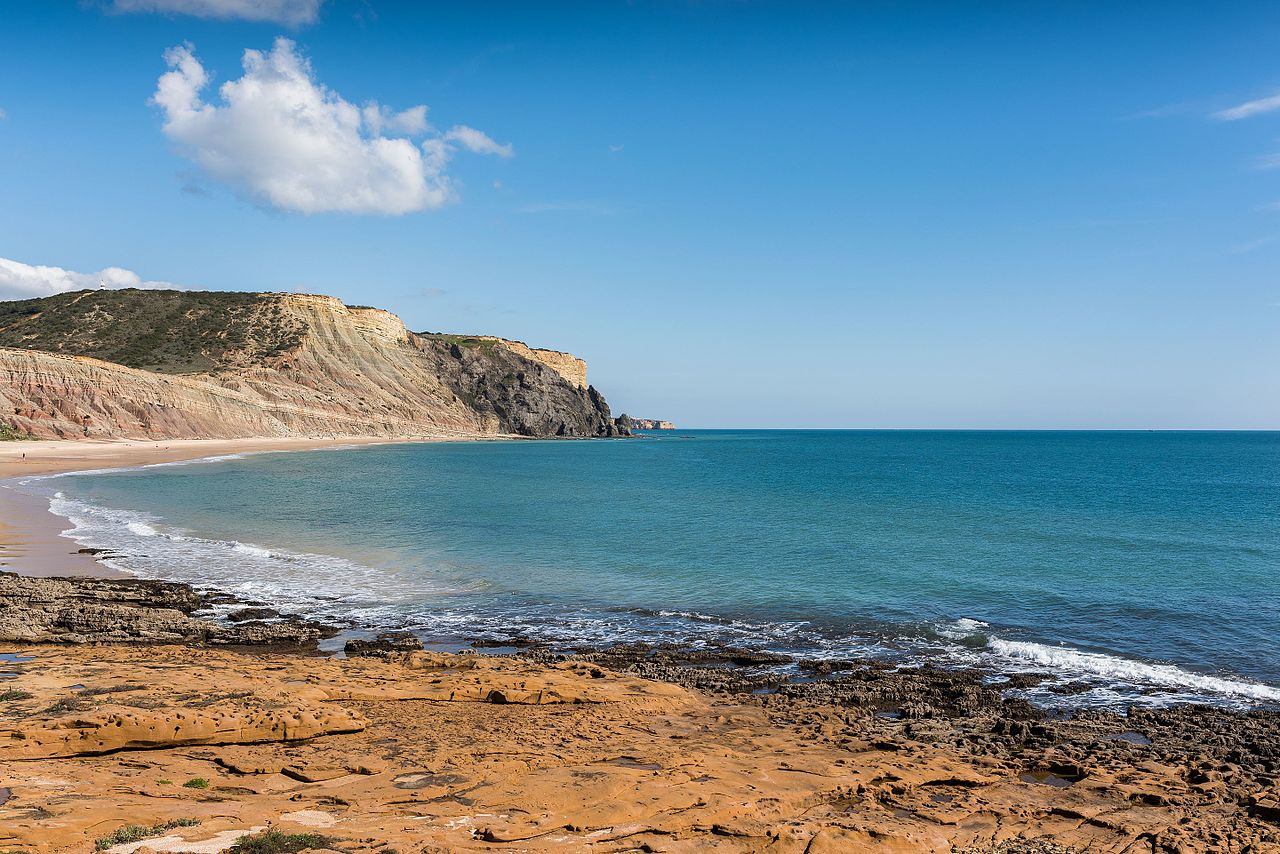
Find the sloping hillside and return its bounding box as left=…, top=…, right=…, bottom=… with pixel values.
left=0, top=289, right=627, bottom=440
left=0, top=290, right=305, bottom=374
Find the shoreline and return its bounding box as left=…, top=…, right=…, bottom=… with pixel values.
left=6, top=436, right=1280, bottom=714
left=0, top=434, right=489, bottom=580
left=2, top=440, right=1280, bottom=850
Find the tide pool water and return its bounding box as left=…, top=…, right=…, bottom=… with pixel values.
left=22, top=430, right=1280, bottom=709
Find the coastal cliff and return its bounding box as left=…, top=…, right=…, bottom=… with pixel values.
left=0, top=290, right=627, bottom=441
left=616, top=415, right=676, bottom=430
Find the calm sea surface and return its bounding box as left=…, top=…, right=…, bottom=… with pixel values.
left=25, top=430, right=1280, bottom=709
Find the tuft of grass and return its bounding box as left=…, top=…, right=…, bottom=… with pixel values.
left=181, top=777, right=209, bottom=789
left=156, top=779, right=173, bottom=785
left=43, top=697, right=93, bottom=715
left=229, top=829, right=338, bottom=854
left=79, top=683, right=146, bottom=696
left=94, top=818, right=199, bottom=851
left=0, top=689, right=33, bottom=701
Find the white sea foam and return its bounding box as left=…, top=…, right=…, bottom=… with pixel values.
left=44, top=493, right=438, bottom=624
left=183, top=450, right=249, bottom=463
left=16, top=451, right=260, bottom=486
left=26, top=482, right=1280, bottom=712
left=936, top=617, right=990, bottom=640
left=987, top=637, right=1280, bottom=703
left=125, top=520, right=159, bottom=537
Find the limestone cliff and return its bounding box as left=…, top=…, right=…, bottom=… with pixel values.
left=0, top=289, right=627, bottom=440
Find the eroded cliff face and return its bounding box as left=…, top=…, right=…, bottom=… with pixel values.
left=0, top=290, right=626, bottom=440
left=471, top=337, right=588, bottom=388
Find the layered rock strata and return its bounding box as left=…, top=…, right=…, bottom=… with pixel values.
left=0, top=290, right=626, bottom=440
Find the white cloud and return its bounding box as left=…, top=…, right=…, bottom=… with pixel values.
left=0, top=107, right=7, bottom=120
left=443, top=125, right=514, bottom=158
left=151, top=38, right=513, bottom=215
left=0, top=257, right=181, bottom=301
left=362, top=103, right=429, bottom=136
left=1214, top=92, right=1280, bottom=121
left=111, top=0, right=324, bottom=26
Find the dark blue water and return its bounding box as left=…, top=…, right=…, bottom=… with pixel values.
left=26, top=430, right=1280, bottom=708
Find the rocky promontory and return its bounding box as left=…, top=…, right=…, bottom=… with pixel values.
left=615, top=414, right=676, bottom=430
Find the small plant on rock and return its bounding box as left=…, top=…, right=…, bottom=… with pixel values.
left=181, top=777, right=209, bottom=789
left=229, top=829, right=339, bottom=854
left=94, top=818, right=199, bottom=851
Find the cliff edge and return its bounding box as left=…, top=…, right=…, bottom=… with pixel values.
left=0, top=289, right=627, bottom=441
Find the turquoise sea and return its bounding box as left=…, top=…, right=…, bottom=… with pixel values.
left=22, top=430, right=1280, bottom=709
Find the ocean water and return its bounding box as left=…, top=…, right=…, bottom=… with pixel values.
left=20, top=430, right=1280, bottom=709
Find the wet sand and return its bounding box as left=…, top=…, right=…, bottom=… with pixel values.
left=0, top=484, right=113, bottom=577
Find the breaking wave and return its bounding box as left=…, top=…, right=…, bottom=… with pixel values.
left=987, top=637, right=1280, bottom=704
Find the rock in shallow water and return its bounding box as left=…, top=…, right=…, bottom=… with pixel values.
left=0, top=571, right=332, bottom=648
left=344, top=632, right=425, bottom=658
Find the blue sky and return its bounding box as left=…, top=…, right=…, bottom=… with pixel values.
left=1, top=1, right=1279, bottom=428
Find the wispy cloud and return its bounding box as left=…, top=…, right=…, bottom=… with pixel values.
left=0, top=256, right=185, bottom=301
left=1214, top=91, right=1280, bottom=121
left=1227, top=234, right=1279, bottom=254
left=0, top=107, right=7, bottom=121
left=1123, top=102, right=1199, bottom=121
left=1212, top=87, right=1280, bottom=211
left=109, top=0, right=325, bottom=26
left=151, top=38, right=512, bottom=215
left=443, top=125, right=513, bottom=158
left=516, top=200, right=616, bottom=216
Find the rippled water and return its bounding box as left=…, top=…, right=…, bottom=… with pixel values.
left=20, top=430, right=1280, bottom=709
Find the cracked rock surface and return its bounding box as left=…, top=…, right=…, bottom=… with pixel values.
left=2, top=642, right=1278, bottom=853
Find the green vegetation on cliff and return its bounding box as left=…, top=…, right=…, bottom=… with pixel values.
left=0, top=289, right=306, bottom=374
left=0, top=423, right=38, bottom=441
left=418, top=332, right=499, bottom=351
